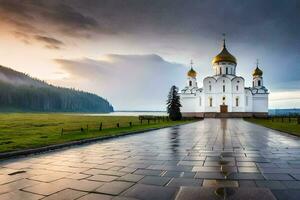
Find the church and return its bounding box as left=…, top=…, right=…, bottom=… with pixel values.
left=180, top=39, right=269, bottom=118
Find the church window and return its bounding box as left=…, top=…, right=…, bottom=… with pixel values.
left=222, top=96, right=226, bottom=105
left=235, top=98, right=239, bottom=107
left=209, top=85, right=211, bottom=91
left=236, top=85, right=239, bottom=91
left=209, top=98, right=213, bottom=107
left=189, top=81, right=192, bottom=86
left=223, top=85, right=225, bottom=92
left=258, top=80, right=261, bottom=86
left=226, top=67, right=228, bottom=74
left=199, top=97, right=201, bottom=106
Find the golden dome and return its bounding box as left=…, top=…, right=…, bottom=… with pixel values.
left=187, top=67, right=197, bottom=78
left=212, top=40, right=237, bottom=65
left=252, top=66, right=263, bottom=76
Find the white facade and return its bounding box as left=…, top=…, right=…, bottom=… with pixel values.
left=180, top=41, right=269, bottom=117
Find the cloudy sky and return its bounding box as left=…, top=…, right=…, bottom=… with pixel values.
left=0, top=0, right=299, bottom=110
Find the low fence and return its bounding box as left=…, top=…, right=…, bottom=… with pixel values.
left=61, top=115, right=170, bottom=135
left=263, top=116, right=300, bottom=124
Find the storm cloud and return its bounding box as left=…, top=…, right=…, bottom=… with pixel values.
left=0, top=0, right=299, bottom=109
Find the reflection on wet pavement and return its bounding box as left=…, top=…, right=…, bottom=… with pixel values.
left=0, top=119, right=300, bottom=199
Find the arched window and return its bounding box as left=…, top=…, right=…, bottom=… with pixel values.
left=209, top=98, right=213, bottom=107
left=226, top=67, right=228, bottom=74
left=189, top=81, right=192, bottom=86
left=222, top=96, right=226, bottom=105
left=223, top=85, right=225, bottom=92
left=209, top=85, right=211, bottom=91
left=235, top=98, right=239, bottom=107
left=236, top=85, right=239, bottom=91
left=258, top=80, right=261, bottom=86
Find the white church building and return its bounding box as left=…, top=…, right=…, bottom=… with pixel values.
left=180, top=39, right=269, bottom=118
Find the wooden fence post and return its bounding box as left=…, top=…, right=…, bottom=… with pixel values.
left=117, top=123, right=120, bottom=128
left=129, top=122, right=132, bottom=127
left=148, top=119, right=150, bottom=124
left=99, top=122, right=102, bottom=131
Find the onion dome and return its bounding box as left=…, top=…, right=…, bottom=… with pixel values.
left=212, top=39, right=237, bottom=65
left=252, top=66, right=263, bottom=76
left=187, top=67, right=197, bottom=78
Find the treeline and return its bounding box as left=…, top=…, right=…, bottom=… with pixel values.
left=0, top=66, right=113, bottom=113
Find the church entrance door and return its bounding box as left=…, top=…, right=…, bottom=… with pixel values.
left=220, top=105, right=228, bottom=113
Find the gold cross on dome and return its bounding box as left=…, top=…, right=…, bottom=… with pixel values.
left=256, top=59, right=259, bottom=67
left=190, top=59, right=194, bottom=68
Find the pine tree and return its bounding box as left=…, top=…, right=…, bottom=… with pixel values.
left=167, top=85, right=182, bottom=120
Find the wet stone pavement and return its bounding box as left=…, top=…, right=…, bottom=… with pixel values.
left=1, top=119, right=300, bottom=200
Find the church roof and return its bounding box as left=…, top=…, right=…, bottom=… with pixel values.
left=252, top=66, right=263, bottom=76
left=212, top=39, right=237, bottom=65
left=187, top=67, right=197, bottom=78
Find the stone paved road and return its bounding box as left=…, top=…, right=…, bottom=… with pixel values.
left=1, top=119, right=300, bottom=200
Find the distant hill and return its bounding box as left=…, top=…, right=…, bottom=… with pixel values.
left=0, top=65, right=113, bottom=113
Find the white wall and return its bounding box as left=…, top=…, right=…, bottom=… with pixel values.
left=252, top=94, right=268, bottom=113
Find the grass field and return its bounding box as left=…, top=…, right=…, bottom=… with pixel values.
left=245, top=117, right=300, bottom=136
left=0, top=113, right=193, bottom=153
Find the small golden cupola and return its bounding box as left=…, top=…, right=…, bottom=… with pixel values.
left=252, top=60, right=263, bottom=76
left=212, top=38, right=237, bottom=65
left=187, top=60, right=197, bottom=78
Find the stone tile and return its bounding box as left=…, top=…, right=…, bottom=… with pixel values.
left=290, top=174, right=300, bottom=180
left=117, top=174, right=144, bottom=182
left=255, top=180, right=286, bottom=189
left=66, top=173, right=91, bottom=180
left=77, top=193, right=113, bottom=200
left=167, top=178, right=202, bottom=187
left=22, top=182, right=66, bottom=195
left=88, top=174, right=118, bottom=182
left=133, top=169, right=164, bottom=176
left=238, top=180, right=256, bottom=187
left=138, top=176, right=171, bottom=186
left=195, top=172, right=226, bottom=179
left=263, top=173, right=294, bottom=181
left=238, top=167, right=260, bottom=173
left=162, top=171, right=196, bottom=178
left=237, top=162, right=256, bottom=167
left=281, top=181, right=300, bottom=189
left=0, top=174, right=23, bottom=185
left=192, top=166, right=221, bottom=172
left=123, top=184, right=178, bottom=200
left=229, top=172, right=265, bottom=180
left=0, top=190, right=44, bottom=200
left=41, top=189, right=87, bottom=200
left=271, top=189, right=300, bottom=200
left=175, top=187, right=276, bottom=200
left=177, top=161, right=204, bottom=166
left=202, top=179, right=239, bottom=187
left=96, top=181, right=134, bottom=195
left=29, top=172, right=69, bottom=182
left=0, top=179, right=40, bottom=194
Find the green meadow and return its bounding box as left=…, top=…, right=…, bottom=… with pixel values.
left=0, top=113, right=192, bottom=153
left=245, top=117, right=300, bottom=136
